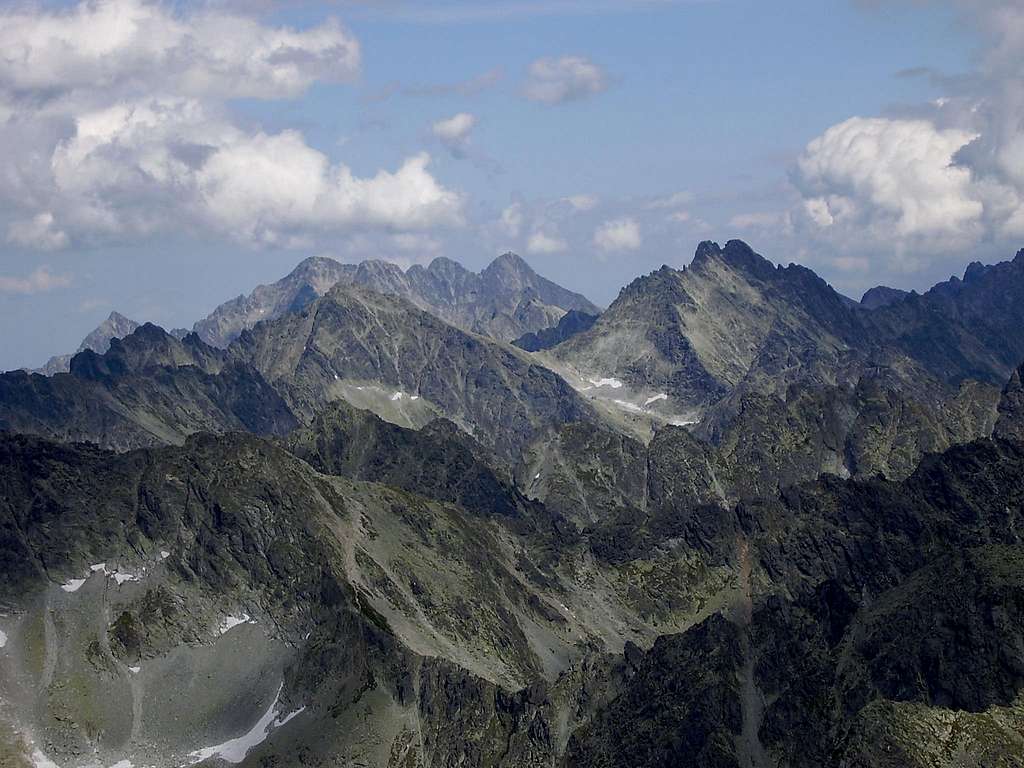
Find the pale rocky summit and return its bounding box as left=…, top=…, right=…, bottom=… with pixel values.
left=191, top=252, right=600, bottom=348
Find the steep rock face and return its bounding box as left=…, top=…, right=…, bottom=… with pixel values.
left=559, top=433, right=1024, bottom=768
left=512, top=310, right=599, bottom=353
left=517, top=421, right=649, bottom=528
left=867, top=249, right=1024, bottom=386
left=70, top=324, right=225, bottom=381
left=549, top=240, right=867, bottom=411
left=562, top=615, right=746, bottom=767
left=192, top=257, right=358, bottom=348
left=230, top=284, right=595, bottom=461
left=0, top=326, right=297, bottom=451
left=191, top=253, right=600, bottom=347
left=285, top=401, right=556, bottom=529
left=30, top=311, right=141, bottom=376
left=523, top=370, right=1001, bottom=543
left=0, top=430, right=724, bottom=767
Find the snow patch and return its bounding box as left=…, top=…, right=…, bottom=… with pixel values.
left=188, top=684, right=305, bottom=764
left=109, top=760, right=133, bottom=768
left=390, top=391, right=405, bottom=401
left=128, top=666, right=141, bottom=674
left=534, top=472, right=541, bottom=480
left=644, top=393, right=669, bottom=406
left=31, top=749, right=61, bottom=768
left=61, top=579, right=86, bottom=593
left=0, top=629, right=7, bottom=648
left=410, top=395, right=420, bottom=401
left=588, top=377, right=623, bottom=389
left=90, top=563, right=108, bottom=573
left=111, top=570, right=140, bottom=585
left=218, top=614, right=253, bottom=635
left=612, top=399, right=645, bottom=414
left=669, top=417, right=699, bottom=427
left=160, top=551, right=171, bottom=560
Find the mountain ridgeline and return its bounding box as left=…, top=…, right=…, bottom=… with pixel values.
left=191, top=252, right=600, bottom=348
left=3, top=242, right=1024, bottom=766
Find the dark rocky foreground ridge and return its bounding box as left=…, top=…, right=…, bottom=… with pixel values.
left=2, top=381, right=1024, bottom=765
left=3, top=242, right=1024, bottom=766
left=29, top=311, right=141, bottom=376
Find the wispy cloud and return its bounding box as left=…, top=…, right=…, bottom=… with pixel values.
left=342, top=0, right=707, bottom=24
left=366, top=68, right=503, bottom=103
left=0, top=266, right=72, bottom=295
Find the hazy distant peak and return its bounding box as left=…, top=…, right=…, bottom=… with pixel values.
left=426, top=255, right=468, bottom=274
left=487, top=251, right=533, bottom=271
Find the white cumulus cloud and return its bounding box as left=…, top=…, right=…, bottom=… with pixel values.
left=795, top=117, right=982, bottom=240
left=782, top=1, right=1024, bottom=279
left=527, top=231, right=568, bottom=254
left=0, top=0, right=462, bottom=251
left=594, top=217, right=642, bottom=252
left=523, top=56, right=608, bottom=104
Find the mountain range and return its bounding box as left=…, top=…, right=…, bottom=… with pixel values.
left=190, top=252, right=600, bottom=348
left=3, top=241, right=1024, bottom=767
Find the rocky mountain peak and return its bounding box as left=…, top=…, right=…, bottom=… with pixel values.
left=688, top=239, right=775, bottom=280
left=964, top=260, right=989, bottom=283
left=690, top=240, right=723, bottom=267
left=488, top=251, right=534, bottom=273
left=860, top=285, right=909, bottom=310
left=77, top=311, right=141, bottom=354
left=480, top=252, right=537, bottom=291
left=69, top=323, right=223, bottom=382
left=28, top=310, right=142, bottom=375
left=425, top=255, right=468, bottom=277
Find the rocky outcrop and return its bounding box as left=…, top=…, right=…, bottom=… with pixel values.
left=512, top=310, right=599, bottom=352
left=995, top=362, right=1024, bottom=443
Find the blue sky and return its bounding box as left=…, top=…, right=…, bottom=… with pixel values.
left=2, top=0, right=1021, bottom=370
